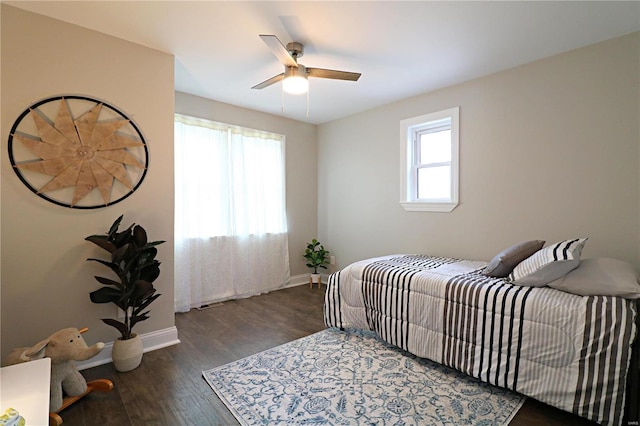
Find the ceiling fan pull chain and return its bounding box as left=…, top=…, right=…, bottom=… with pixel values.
left=306, top=89, right=310, bottom=118
left=281, top=86, right=285, bottom=113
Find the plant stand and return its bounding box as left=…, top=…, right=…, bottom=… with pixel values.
left=48, top=379, right=113, bottom=426
left=309, top=273, right=323, bottom=288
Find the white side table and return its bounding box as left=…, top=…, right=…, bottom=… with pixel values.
left=0, top=357, right=51, bottom=426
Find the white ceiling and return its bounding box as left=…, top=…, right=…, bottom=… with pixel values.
left=6, top=1, right=640, bottom=124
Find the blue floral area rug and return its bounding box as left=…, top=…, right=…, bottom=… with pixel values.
left=202, top=328, right=525, bottom=425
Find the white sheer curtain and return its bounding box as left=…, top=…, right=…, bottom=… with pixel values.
left=174, top=114, right=290, bottom=312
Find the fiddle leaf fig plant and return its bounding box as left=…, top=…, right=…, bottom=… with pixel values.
left=86, top=215, right=164, bottom=340
left=303, top=239, right=330, bottom=274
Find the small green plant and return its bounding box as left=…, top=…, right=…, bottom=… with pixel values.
left=303, top=239, right=330, bottom=274
left=85, top=215, right=164, bottom=340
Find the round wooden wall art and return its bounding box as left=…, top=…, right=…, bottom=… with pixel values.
left=8, top=95, right=148, bottom=209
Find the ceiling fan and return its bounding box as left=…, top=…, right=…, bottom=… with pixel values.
left=252, top=34, right=361, bottom=95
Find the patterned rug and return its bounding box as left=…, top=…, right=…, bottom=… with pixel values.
left=203, top=328, right=526, bottom=425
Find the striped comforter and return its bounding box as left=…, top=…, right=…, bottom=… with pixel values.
left=323, top=255, right=637, bottom=426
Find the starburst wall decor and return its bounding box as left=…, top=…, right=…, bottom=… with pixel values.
left=8, top=96, right=148, bottom=208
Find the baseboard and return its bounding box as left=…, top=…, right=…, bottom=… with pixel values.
left=77, top=326, right=180, bottom=370
left=288, top=273, right=329, bottom=287
left=185, top=275, right=328, bottom=311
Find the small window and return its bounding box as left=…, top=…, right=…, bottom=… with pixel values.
left=400, top=107, right=459, bottom=212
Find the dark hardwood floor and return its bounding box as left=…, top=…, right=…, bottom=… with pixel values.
left=62, top=285, right=599, bottom=425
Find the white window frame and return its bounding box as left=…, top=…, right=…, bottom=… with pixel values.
left=400, top=107, right=459, bottom=212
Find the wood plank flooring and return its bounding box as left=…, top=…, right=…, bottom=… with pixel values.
left=62, top=285, right=599, bottom=425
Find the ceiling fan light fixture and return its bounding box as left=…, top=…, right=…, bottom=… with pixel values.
left=282, top=65, right=308, bottom=95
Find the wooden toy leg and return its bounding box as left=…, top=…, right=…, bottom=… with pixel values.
left=49, top=413, right=63, bottom=426
left=49, top=379, right=114, bottom=426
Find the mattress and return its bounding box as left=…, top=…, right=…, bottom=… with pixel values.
left=323, top=254, right=637, bottom=426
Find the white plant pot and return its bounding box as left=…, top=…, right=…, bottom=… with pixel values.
left=310, top=273, right=321, bottom=284
left=112, top=333, right=143, bottom=372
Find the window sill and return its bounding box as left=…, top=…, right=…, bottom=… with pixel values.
left=400, top=201, right=458, bottom=212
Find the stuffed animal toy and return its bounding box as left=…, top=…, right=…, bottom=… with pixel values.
left=3, top=327, right=104, bottom=412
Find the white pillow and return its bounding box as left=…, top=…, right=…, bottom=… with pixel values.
left=508, top=238, right=588, bottom=287
left=548, top=257, right=640, bottom=299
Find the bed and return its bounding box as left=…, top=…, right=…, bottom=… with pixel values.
left=323, top=239, right=640, bottom=426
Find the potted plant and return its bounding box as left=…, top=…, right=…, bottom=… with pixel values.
left=303, top=239, right=330, bottom=286
left=85, top=215, right=164, bottom=372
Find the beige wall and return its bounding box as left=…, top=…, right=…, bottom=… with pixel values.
left=2, top=6, right=637, bottom=359
left=1, top=6, right=175, bottom=355
left=175, top=92, right=318, bottom=276
left=318, top=32, right=640, bottom=271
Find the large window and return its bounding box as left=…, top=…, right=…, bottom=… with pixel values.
left=174, top=114, right=287, bottom=239
left=400, top=107, right=459, bottom=212
left=174, top=114, right=290, bottom=312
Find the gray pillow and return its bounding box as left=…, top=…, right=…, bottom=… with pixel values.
left=509, top=238, right=588, bottom=287
left=483, top=240, right=546, bottom=278
left=548, top=257, right=640, bottom=299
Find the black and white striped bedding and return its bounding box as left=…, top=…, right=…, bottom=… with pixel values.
left=323, top=254, right=638, bottom=426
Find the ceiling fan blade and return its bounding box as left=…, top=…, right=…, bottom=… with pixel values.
left=307, top=68, right=361, bottom=81
left=252, top=73, right=285, bottom=90
left=259, top=35, right=298, bottom=68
